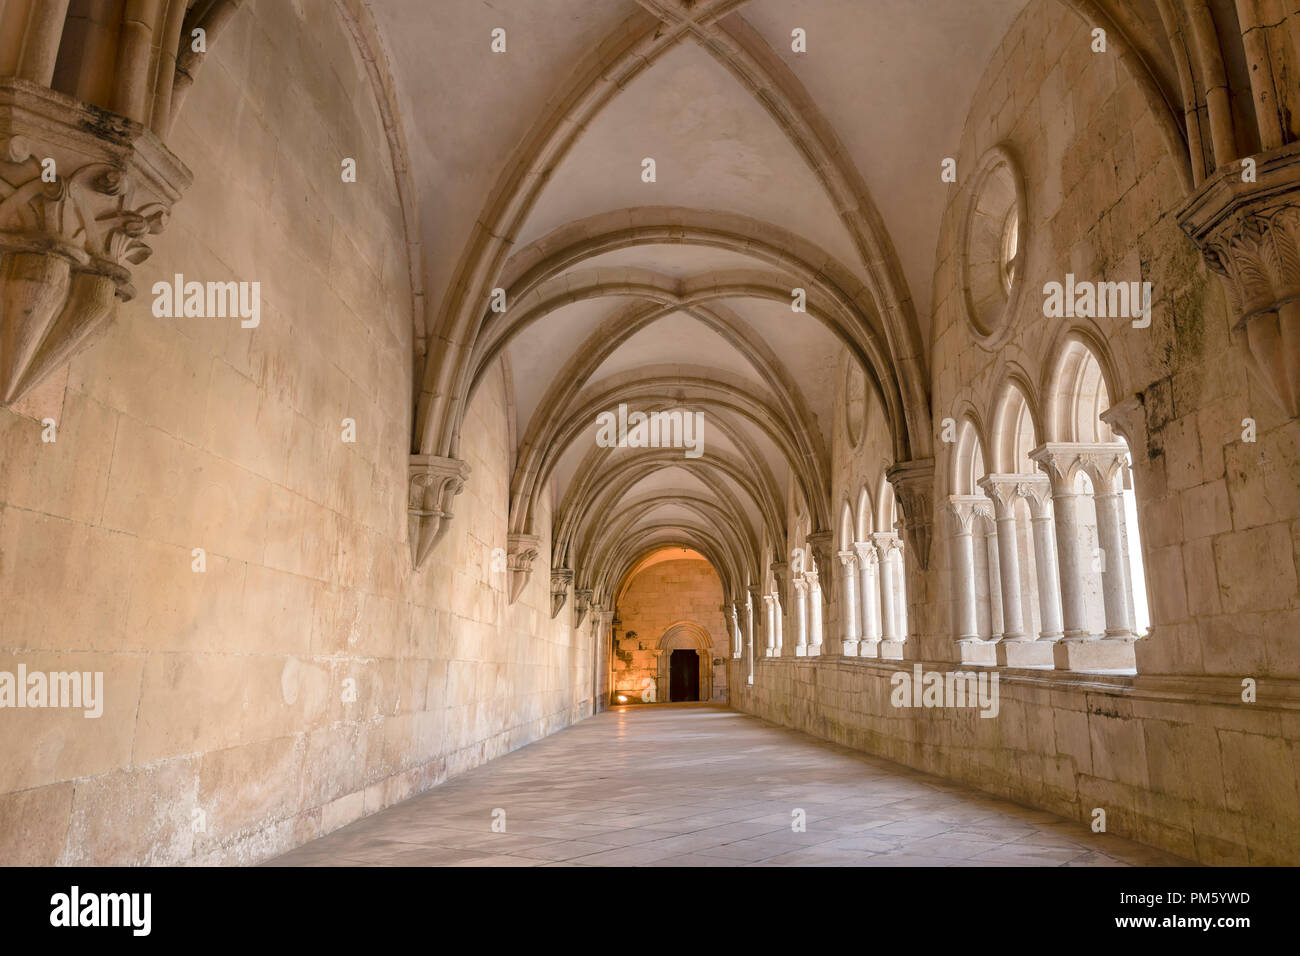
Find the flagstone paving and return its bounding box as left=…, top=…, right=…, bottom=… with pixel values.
left=267, top=704, right=1188, bottom=867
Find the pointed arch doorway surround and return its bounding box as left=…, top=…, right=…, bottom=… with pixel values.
left=655, top=622, right=715, bottom=702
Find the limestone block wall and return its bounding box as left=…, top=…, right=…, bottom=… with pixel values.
left=0, top=2, right=588, bottom=865
left=613, top=558, right=728, bottom=703
left=733, top=0, right=1300, bottom=865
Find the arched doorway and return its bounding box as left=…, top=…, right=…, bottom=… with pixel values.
left=656, top=623, right=714, bottom=702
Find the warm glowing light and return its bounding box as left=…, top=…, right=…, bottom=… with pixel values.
left=616, top=695, right=628, bottom=703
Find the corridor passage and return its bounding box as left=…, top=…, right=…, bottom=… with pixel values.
left=269, top=706, right=1185, bottom=867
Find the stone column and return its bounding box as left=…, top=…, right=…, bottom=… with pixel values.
left=979, top=477, right=1030, bottom=641
left=983, top=523, right=1003, bottom=641
left=770, top=561, right=789, bottom=657
left=1032, top=443, right=1137, bottom=671
left=745, top=585, right=762, bottom=684
left=854, top=541, right=880, bottom=658
left=1031, top=445, right=1088, bottom=641
left=871, top=532, right=904, bottom=658
left=1081, top=449, right=1139, bottom=642
left=981, top=476, right=1055, bottom=668
left=945, top=497, right=982, bottom=642
left=774, top=592, right=784, bottom=654
left=727, top=603, right=743, bottom=659
left=591, top=607, right=614, bottom=711
left=762, top=595, right=776, bottom=658
left=945, top=496, right=995, bottom=664
left=793, top=577, right=809, bottom=657
left=806, top=571, right=823, bottom=657
left=837, top=550, right=860, bottom=657
left=891, top=545, right=909, bottom=640
left=1019, top=476, right=1064, bottom=643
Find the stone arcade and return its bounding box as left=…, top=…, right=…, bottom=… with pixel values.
left=0, top=0, right=1297, bottom=868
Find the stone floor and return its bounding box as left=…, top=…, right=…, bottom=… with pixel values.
left=268, top=704, right=1188, bottom=867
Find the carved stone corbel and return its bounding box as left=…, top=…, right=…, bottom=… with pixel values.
left=573, top=588, right=593, bottom=627
left=0, top=78, right=191, bottom=405
left=805, top=530, right=835, bottom=603
left=550, top=568, right=573, bottom=618
left=1177, top=140, right=1300, bottom=418
left=506, top=533, right=540, bottom=604
left=769, top=560, right=790, bottom=610
left=885, top=458, right=935, bottom=570
left=408, top=454, right=470, bottom=569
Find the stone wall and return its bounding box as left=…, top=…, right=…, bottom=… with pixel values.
left=0, top=2, right=588, bottom=865
left=613, top=558, right=728, bottom=703
left=731, top=0, right=1300, bottom=865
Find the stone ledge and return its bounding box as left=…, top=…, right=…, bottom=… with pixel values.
left=753, top=655, right=1300, bottom=710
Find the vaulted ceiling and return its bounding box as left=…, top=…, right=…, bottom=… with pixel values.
left=371, top=0, right=1029, bottom=605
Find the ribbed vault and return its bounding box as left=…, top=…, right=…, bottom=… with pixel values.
left=370, top=0, right=1233, bottom=626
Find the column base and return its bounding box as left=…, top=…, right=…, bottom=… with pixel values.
left=794, top=646, right=809, bottom=657
left=858, top=640, right=880, bottom=659
left=956, top=639, right=996, bottom=665
left=841, top=640, right=860, bottom=657
left=1052, top=637, right=1137, bottom=672
left=879, top=640, right=906, bottom=660
left=807, top=644, right=822, bottom=657
left=996, top=639, right=1055, bottom=668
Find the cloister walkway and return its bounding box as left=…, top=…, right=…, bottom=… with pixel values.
left=268, top=704, right=1185, bottom=867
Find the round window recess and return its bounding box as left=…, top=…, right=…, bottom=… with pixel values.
left=958, top=145, right=1028, bottom=350
left=844, top=362, right=866, bottom=448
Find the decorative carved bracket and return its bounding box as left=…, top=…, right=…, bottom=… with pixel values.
left=1177, top=140, right=1300, bottom=418
left=0, top=78, right=191, bottom=405
left=550, top=568, right=573, bottom=618
left=769, top=560, right=790, bottom=609
left=886, top=457, right=935, bottom=570
left=573, top=588, right=593, bottom=627
left=408, top=455, right=470, bottom=569
left=805, top=530, right=835, bottom=603
left=506, top=533, right=540, bottom=604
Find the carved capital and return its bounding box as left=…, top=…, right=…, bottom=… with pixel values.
left=1013, top=473, right=1053, bottom=518
left=885, top=458, right=935, bottom=569
left=409, top=455, right=470, bottom=569
left=1078, top=448, right=1129, bottom=494
left=1030, top=442, right=1128, bottom=495
left=1178, top=141, right=1300, bottom=418
left=506, top=533, right=541, bottom=605
left=945, top=495, right=992, bottom=535
left=976, top=474, right=1021, bottom=517
left=0, top=79, right=191, bottom=404
left=1029, top=442, right=1079, bottom=492
left=870, top=530, right=903, bottom=557
left=550, top=568, right=573, bottom=618
left=852, top=540, right=878, bottom=569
